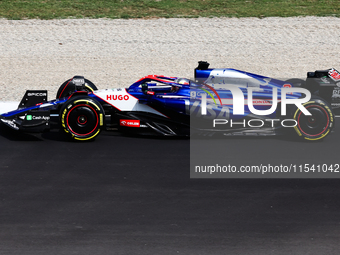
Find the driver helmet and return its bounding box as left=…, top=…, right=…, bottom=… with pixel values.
left=176, top=78, right=190, bottom=85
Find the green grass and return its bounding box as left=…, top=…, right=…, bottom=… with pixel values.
left=0, top=0, right=339, bottom=20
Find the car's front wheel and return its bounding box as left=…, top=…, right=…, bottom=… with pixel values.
left=60, top=96, right=104, bottom=141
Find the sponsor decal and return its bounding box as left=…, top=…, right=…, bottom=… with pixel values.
left=329, top=68, right=340, bottom=81
left=27, top=93, right=47, bottom=97
left=120, top=119, right=140, bottom=127
left=332, top=88, right=340, bottom=98
left=32, top=116, right=50, bottom=121
left=26, top=114, right=50, bottom=121
left=106, top=95, right=130, bottom=101
left=94, top=89, right=139, bottom=111
left=72, top=78, right=85, bottom=84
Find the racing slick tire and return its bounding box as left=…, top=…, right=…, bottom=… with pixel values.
left=60, top=96, right=104, bottom=141
left=56, top=78, right=98, bottom=99
left=292, top=96, right=334, bottom=141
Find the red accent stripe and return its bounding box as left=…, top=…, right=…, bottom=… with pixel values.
left=134, top=75, right=177, bottom=85
left=203, top=83, right=223, bottom=106
left=58, top=78, right=73, bottom=99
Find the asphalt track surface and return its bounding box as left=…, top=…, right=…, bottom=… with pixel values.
left=0, top=121, right=340, bottom=255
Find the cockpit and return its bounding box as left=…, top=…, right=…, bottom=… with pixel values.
left=140, top=78, right=190, bottom=95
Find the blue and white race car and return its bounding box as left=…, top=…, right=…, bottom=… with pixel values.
left=0, top=62, right=335, bottom=141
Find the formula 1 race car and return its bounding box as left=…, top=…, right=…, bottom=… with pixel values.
left=0, top=62, right=335, bottom=141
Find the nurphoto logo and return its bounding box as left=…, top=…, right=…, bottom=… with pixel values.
left=195, top=84, right=312, bottom=128
left=199, top=85, right=312, bottom=116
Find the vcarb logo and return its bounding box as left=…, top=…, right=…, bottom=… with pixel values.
left=28, top=93, right=47, bottom=97
left=107, top=95, right=130, bottom=101
left=199, top=86, right=312, bottom=116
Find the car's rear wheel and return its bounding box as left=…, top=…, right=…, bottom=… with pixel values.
left=60, top=96, right=104, bottom=141
left=292, top=97, right=334, bottom=141
left=285, top=78, right=306, bottom=88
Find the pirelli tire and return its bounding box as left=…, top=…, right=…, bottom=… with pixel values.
left=292, top=96, right=334, bottom=141
left=56, top=78, right=97, bottom=99
left=60, top=96, right=104, bottom=141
